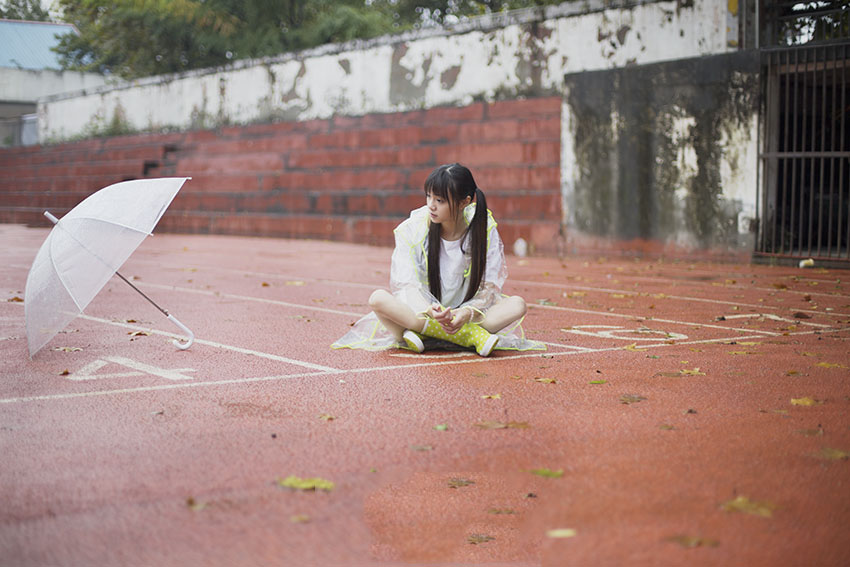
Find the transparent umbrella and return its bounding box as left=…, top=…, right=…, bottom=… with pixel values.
left=25, top=177, right=195, bottom=357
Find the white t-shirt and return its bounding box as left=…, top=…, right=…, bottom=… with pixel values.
left=439, top=236, right=468, bottom=308
left=438, top=231, right=504, bottom=308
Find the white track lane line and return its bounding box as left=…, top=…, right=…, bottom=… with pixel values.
left=73, top=313, right=341, bottom=373
left=3, top=326, right=848, bottom=405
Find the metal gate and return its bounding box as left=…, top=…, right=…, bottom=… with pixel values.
left=757, top=2, right=850, bottom=264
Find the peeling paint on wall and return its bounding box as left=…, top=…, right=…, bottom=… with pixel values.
left=562, top=50, right=759, bottom=253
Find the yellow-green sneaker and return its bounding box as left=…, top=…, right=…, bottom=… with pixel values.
left=402, top=329, right=425, bottom=353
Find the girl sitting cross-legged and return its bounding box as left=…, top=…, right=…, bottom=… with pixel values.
left=332, top=163, right=544, bottom=356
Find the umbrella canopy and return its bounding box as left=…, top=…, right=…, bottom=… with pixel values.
left=25, top=177, right=190, bottom=356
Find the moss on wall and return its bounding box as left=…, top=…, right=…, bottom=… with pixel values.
left=564, top=50, right=759, bottom=250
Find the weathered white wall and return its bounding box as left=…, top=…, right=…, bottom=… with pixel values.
left=38, top=0, right=733, bottom=142
left=0, top=67, right=107, bottom=104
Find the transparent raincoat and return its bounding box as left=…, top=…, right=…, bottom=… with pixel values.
left=332, top=205, right=545, bottom=352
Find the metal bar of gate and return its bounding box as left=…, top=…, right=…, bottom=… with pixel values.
left=805, top=47, right=815, bottom=256
left=818, top=45, right=827, bottom=256
left=842, top=44, right=848, bottom=259
left=781, top=51, right=791, bottom=254
left=789, top=49, right=799, bottom=255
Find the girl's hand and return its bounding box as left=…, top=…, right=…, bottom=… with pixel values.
left=440, top=307, right=472, bottom=334
left=427, top=304, right=446, bottom=320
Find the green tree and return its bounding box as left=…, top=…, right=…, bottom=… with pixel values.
left=0, top=0, right=52, bottom=20
left=54, top=0, right=565, bottom=79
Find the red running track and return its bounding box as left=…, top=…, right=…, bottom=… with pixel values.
left=1, top=223, right=849, bottom=566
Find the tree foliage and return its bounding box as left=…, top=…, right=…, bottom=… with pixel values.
left=0, top=0, right=51, bottom=20
left=54, top=0, right=564, bottom=79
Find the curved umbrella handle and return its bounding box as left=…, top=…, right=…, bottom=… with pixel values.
left=167, top=314, right=194, bottom=350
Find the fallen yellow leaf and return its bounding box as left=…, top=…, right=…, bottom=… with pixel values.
left=665, top=535, right=719, bottom=548
left=680, top=368, right=705, bottom=376
left=791, top=397, right=821, bottom=406
left=530, top=468, right=563, bottom=478
left=186, top=497, right=207, bottom=511
left=481, top=393, right=501, bottom=399
left=721, top=496, right=774, bottom=518
left=448, top=478, right=475, bottom=489
left=475, top=420, right=530, bottom=430
left=816, top=362, right=847, bottom=369
left=624, top=343, right=645, bottom=352
left=276, top=475, right=335, bottom=492
left=818, top=447, right=849, bottom=460
left=546, top=528, right=577, bottom=539
left=468, top=534, right=495, bottom=545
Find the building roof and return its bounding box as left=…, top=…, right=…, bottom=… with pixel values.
left=0, top=19, right=78, bottom=70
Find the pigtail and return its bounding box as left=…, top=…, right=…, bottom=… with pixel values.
left=463, top=187, right=487, bottom=303
left=427, top=220, right=442, bottom=302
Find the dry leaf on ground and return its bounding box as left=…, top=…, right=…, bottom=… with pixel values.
left=475, top=420, right=530, bottom=430
left=664, top=535, right=719, bottom=548
left=791, top=397, right=822, bottom=406
left=276, top=475, right=335, bottom=492
left=546, top=528, right=577, bottom=538
left=818, top=447, right=849, bottom=460
left=816, top=362, right=847, bottom=369
left=530, top=468, right=563, bottom=478
left=721, top=496, right=774, bottom=518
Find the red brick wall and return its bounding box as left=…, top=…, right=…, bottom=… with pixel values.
left=0, top=97, right=562, bottom=253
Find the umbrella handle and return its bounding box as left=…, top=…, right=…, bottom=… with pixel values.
left=167, top=314, right=194, bottom=350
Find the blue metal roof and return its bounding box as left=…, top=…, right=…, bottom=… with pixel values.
left=0, top=19, right=78, bottom=70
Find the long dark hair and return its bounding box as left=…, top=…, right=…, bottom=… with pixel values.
left=424, top=163, right=488, bottom=304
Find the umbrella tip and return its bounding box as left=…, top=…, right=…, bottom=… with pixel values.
left=44, top=211, right=59, bottom=225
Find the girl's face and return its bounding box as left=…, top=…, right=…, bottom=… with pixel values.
left=426, top=190, right=456, bottom=225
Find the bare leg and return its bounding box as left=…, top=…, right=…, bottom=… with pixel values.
left=369, top=290, right=426, bottom=340
left=480, top=296, right=527, bottom=333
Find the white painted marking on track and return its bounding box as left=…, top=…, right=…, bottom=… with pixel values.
left=68, top=356, right=196, bottom=381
